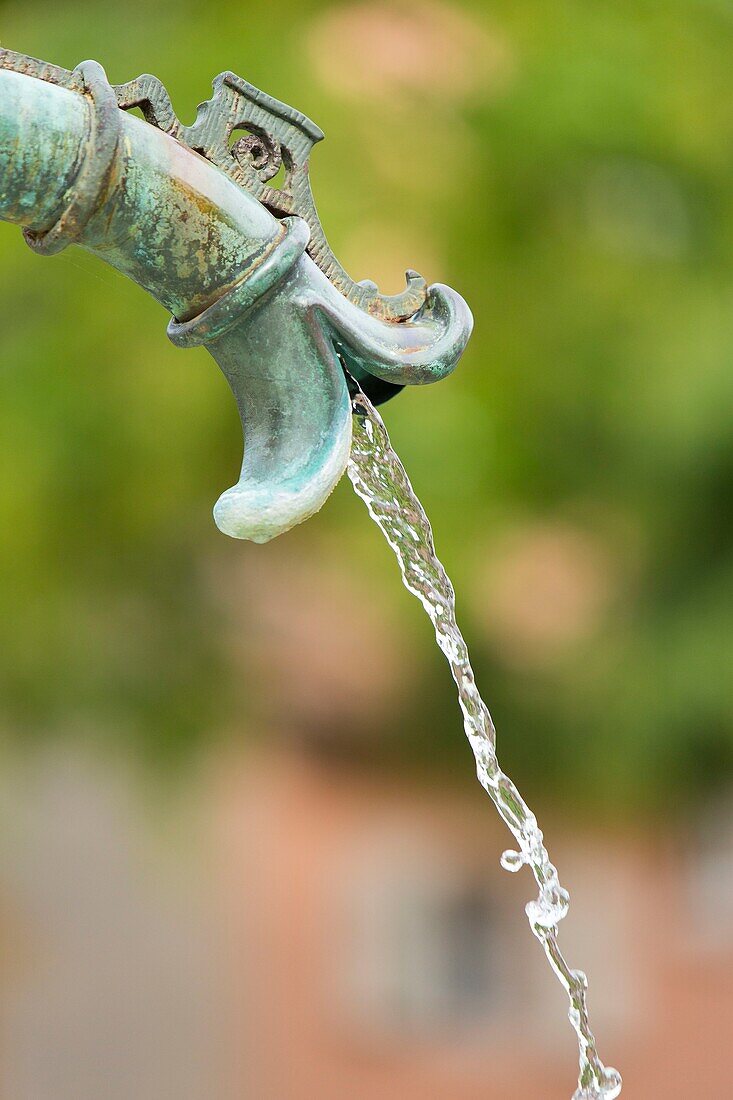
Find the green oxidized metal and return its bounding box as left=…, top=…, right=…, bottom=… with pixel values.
left=0, top=49, right=473, bottom=542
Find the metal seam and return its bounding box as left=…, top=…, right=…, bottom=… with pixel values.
left=23, top=60, right=121, bottom=256
left=167, top=215, right=310, bottom=348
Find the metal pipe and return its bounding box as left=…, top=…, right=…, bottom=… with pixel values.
left=0, top=51, right=473, bottom=542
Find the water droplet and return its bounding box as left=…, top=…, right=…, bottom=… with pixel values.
left=602, top=1068, right=623, bottom=1098
left=526, top=884, right=571, bottom=928
left=571, top=968, right=588, bottom=990
left=572, top=1066, right=622, bottom=1100
left=500, top=848, right=526, bottom=872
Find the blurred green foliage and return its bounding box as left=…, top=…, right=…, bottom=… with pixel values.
left=1, top=0, right=733, bottom=814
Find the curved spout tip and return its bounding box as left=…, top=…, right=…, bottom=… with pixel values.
left=212, top=407, right=353, bottom=543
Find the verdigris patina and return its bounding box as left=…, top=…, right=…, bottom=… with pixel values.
left=0, top=49, right=472, bottom=541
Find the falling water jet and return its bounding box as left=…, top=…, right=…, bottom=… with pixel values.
left=347, top=385, right=622, bottom=1100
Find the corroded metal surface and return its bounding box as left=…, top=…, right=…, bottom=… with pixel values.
left=0, top=50, right=473, bottom=542
left=0, top=48, right=425, bottom=321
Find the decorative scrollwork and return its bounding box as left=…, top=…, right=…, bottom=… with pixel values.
left=230, top=130, right=283, bottom=184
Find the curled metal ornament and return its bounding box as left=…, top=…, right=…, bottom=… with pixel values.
left=231, top=131, right=283, bottom=183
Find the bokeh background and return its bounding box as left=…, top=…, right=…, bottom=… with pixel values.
left=1, top=1, right=733, bottom=1096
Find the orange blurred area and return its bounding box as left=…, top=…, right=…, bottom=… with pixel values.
left=2, top=744, right=732, bottom=1097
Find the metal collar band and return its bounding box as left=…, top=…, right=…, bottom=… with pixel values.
left=24, top=60, right=121, bottom=256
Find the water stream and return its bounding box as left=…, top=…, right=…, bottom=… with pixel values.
left=347, top=386, right=622, bottom=1100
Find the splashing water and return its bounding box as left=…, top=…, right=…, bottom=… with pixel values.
left=347, top=387, right=622, bottom=1100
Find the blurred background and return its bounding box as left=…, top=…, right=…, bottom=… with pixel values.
left=1, top=1, right=732, bottom=1096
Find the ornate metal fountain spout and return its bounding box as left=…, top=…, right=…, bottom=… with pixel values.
left=0, top=49, right=472, bottom=542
